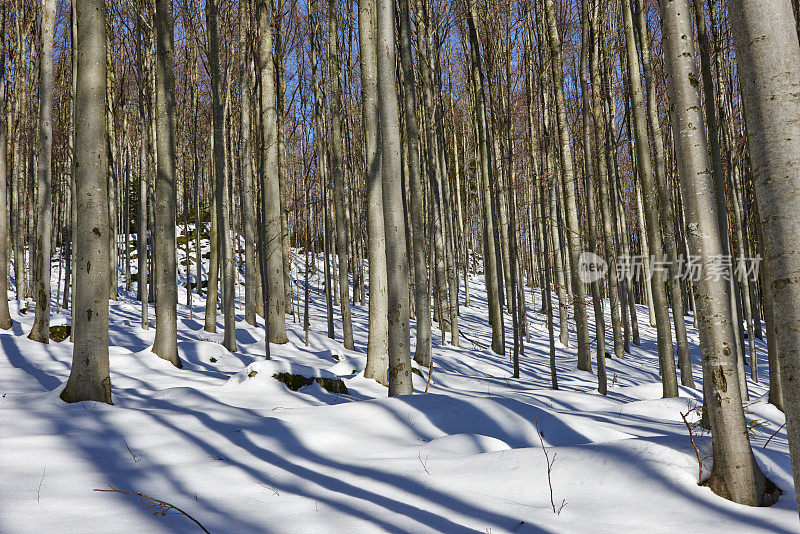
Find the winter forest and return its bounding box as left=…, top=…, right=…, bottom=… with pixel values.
left=2, top=0, right=800, bottom=531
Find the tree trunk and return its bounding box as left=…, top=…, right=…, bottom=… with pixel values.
left=152, top=0, right=181, bottom=367
left=635, top=0, right=692, bottom=386
left=661, top=0, right=767, bottom=505
left=136, top=4, right=148, bottom=331
left=0, top=4, right=11, bottom=330
left=61, top=0, right=112, bottom=404
left=327, top=0, right=355, bottom=351
left=544, top=0, right=591, bottom=371
left=359, top=0, right=388, bottom=385
left=207, top=0, right=236, bottom=352
left=398, top=0, right=432, bottom=366
left=241, top=3, right=257, bottom=327
left=258, top=0, right=287, bottom=344
left=376, top=0, right=412, bottom=396
left=29, top=0, right=56, bottom=343
left=466, top=0, right=504, bottom=355
left=621, top=0, right=677, bottom=396
left=729, top=0, right=800, bottom=508
left=588, top=0, right=623, bottom=361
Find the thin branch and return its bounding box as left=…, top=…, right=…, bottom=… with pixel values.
left=94, top=484, right=210, bottom=533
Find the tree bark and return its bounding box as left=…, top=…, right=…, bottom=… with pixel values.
left=29, top=0, right=56, bottom=343
left=358, top=0, right=388, bottom=385
left=258, top=0, right=288, bottom=344
left=207, top=0, right=237, bottom=352
left=152, top=0, right=181, bottom=367
left=661, top=0, right=767, bottom=505
left=398, top=0, right=433, bottom=366
left=61, top=0, right=112, bottom=404
left=0, top=4, right=12, bottom=330
left=327, top=0, right=355, bottom=351
left=376, top=0, right=413, bottom=396
left=729, top=0, right=800, bottom=508
left=544, top=0, right=591, bottom=371
left=621, top=0, right=678, bottom=396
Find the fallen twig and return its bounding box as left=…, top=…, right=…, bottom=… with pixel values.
left=36, top=466, right=46, bottom=503
left=680, top=409, right=704, bottom=485
left=535, top=419, right=565, bottom=514
left=424, top=361, right=434, bottom=394
left=459, top=330, right=486, bottom=350
left=94, top=484, right=210, bottom=533
left=418, top=452, right=430, bottom=475
left=763, top=422, right=787, bottom=449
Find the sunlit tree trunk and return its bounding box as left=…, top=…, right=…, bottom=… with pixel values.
left=358, top=0, right=388, bottom=385
left=661, top=0, right=767, bottom=505
left=28, top=0, right=56, bottom=343
left=258, top=0, right=288, bottom=344
left=377, top=0, right=412, bottom=395
left=730, top=0, right=800, bottom=508
left=152, top=0, right=181, bottom=367
left=0, top=4, right=12, bottom=330
left=544, top=0, right=591, bottom=371
left=61, top=0, right=112, bottom=404
left=327, top=0, right=354, bottom=351
left=207, top=0, right=236, bottom=352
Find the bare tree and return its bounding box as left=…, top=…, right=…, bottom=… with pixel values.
left=0, top=2, right=12, bottom=330
left=152, top=0, right=181, bottom=367
left=258, top=0, right=288, bottom=344
left=61, top=0, right=112, bottom=404
left=660, top=0, right=768, bottom=505
left=730, top=0, right=800, bottom=509
left=377, top=0, right=412, bottom=395
left=359, top=0, right=388, bottom=385
left=28, top=0, right=57, bottom=343
left=207, top=0, right=236, bottom=352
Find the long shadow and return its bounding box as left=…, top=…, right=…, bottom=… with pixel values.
left=0, top=333, right=62, bottom=391
left=110, top=376, right=532, bottom=533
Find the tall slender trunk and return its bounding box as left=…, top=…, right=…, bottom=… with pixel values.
left=693, top=0, right=749, bottom=400
left=544, top=0, right=591, bottom=371
left=241, top=3, right=257, bottom=327
left=466, top=0, right=504, bottom=355
left=152, top=0, right=181, bottom=367
left=398, top=0, right=432, bottom=366
left=327, top=0, right=354, bottom=351
left=661, top=0, right=767, bottom=505
left=258, top=0, right=287, bottom=344
left=0, top=4, right=11, bottom=330
left=61, top=0, right=112, bottom=405
left=588, top=0, right=622, bottom=361
left=359, top=0, right=388, bottom=385
left=376, top=0, right=412, bottom=396
left=729, top=0, right=800, bottom=508
left=580, top=0, right=606, bottom=392
left=635, top=0, right=692, bottom=386
left=29, top=0, right=56, bottom=343
left=207, top=0, right=236, bottom=352
left=621, top=0, right=677, bottom=396
left=136, top=3, right=148, bottom=328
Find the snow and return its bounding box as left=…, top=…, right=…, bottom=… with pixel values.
left=0, top=231, right=797, bottom=533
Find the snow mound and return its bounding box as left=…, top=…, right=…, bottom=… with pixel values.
left=423, top=433, right=511, bottom=456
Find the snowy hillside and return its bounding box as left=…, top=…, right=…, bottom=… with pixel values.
left=0, top=238, right=796, bottom=533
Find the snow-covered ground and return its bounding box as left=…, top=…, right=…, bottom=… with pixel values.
left=0, top=229, right=797, bottom=533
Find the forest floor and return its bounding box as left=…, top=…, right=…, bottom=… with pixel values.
left=0, top=227, right=798, bottom=533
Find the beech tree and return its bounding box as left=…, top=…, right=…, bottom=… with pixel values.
left=0, top=2, right=11, bottom=331
left=730, top=0, right=800, bottom=511
left=660, top=0, right=768, bottom=505
left=61, top=0, right=112, bottom=404
left=28, top=0, right=56, bottom=344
